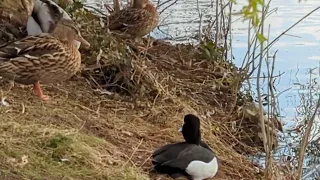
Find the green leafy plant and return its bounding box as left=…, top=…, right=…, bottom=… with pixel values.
left=199, top=39, right=225, bottom=62
left=235, top=0, right=267, bottom=43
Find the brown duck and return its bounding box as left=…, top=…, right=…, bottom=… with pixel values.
left=107, top=0, right=159, bottom=39
left=0, top=0, right=34, bottom=26
left=0, top=0, right=34, bottom=42
left=0, top=18, right=90, bottom=100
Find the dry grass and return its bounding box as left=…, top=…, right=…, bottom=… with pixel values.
left=0, top=76, right=262, bottom=180
left=0, top=79, right=150, bottom=180
left=0, top=1, right=278, bottom=180
left=0, top=75, right=262, bottom=179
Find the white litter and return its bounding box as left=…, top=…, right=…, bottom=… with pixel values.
left=1, top=97, right=10, bottom=106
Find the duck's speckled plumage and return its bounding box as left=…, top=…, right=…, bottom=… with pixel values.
left=0, top=0, right=34, bottom=26
left=0, top=34, right=81, bottom=85
left=107, top=0, right=159, bottom=38
left=0, top=0, right=34, bottom=42
left=0, top=18, right=89, bottom=100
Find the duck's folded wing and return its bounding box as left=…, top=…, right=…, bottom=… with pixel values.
left=0, top=34, right=61, bottom=59
left=0, top=34, right=71, bottom=83
left=152, top=142, right=188, bottom=164
left=200, top=141, right=214, bottom=152
left=161, top=145, right=215, bottom=170
left=152, top=143, right=176, bottom=157
left=107, top=8, right=151, bottom=30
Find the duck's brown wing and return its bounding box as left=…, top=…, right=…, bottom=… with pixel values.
left=107, top=8, right=153, bottom=31
left=0, top=34, right=66, bottom=84
left=0, top=0, right=34, bottom=27
left=0, top=0, right=34, bottom=15
left=0, top=34, right=62, bottom=59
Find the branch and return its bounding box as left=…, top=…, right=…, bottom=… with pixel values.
left=296, top=90, right=320, bottom=179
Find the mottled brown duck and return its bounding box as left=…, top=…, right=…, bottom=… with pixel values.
left=0, top=0, right=34, bottom=26
left=107, top=0, right=159, bottom=39
left=0, top=0, right=34, bottom=42
left=0, top=18, right=90, bottom=100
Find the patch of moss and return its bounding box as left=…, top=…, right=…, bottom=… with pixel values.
left=46, top=134, right=72, bottom=161
left=0, top=121, right=147, bottom=180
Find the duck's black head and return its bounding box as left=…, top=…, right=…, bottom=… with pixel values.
left=180, top=114, right=201, bottom=145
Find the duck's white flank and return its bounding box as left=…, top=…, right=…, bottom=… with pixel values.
left=185, top=157, right=218, bottom=180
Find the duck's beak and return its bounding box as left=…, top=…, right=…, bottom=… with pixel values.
left=76, top=35, right=91, bottom=49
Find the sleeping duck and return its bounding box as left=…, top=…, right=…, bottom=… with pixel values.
left=152, top=114, right=219, bottom=180
left=107, top=0, right=159, bottom=39
left=27, top=0, right=71, bottom=34
left=27, top=0, right=87, bottom=49
left=0, top=18, right=90, bottom=100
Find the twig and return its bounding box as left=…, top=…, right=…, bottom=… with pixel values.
left=196, top=0, right=202, bottom=42
left=158, top=0, right=175, bottom=8
left=256, top=0, right=269, bottom=173
left=159, top=0, right=178, bottom=14
left=123, top=139, right=144, bottom=167
left=297, top=96, right=320, bottom=179
left=84, top=5, right=108, bottom=16
left=215, top=0, right=219, bottom=58
left=265, top=24, right=276, bottom=179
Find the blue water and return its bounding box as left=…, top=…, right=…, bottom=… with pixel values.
left=227, top=0, right=320, bottom=129
left=231, top=0, right=320, bottom=172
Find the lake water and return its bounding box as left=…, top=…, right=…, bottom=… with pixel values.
left=86, top=0, right=320, bottom=171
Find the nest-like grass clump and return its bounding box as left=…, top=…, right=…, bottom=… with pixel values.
left=71, top=5, right=242, bottom=103
left=0, top=0, right=30, bottom=41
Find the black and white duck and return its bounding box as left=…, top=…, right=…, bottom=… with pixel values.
left=152, top=114, right=219, bottom=180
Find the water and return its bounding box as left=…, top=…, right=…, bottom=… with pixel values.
left=86, top=0, right=320, bottom=171
left=230, top=0, right=320, bottom=135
